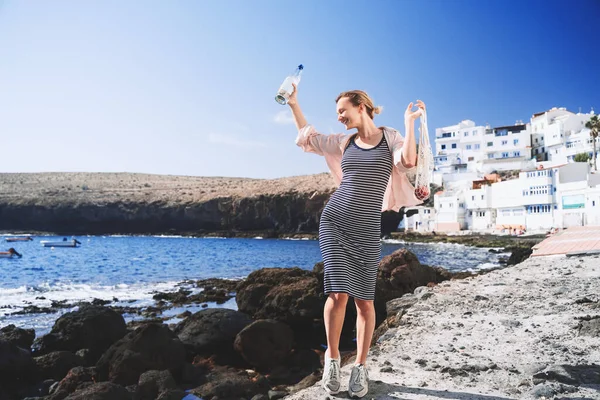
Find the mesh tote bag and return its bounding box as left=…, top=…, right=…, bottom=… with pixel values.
left=413, top=110, right=434, bottom=201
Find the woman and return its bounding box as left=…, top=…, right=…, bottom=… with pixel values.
left=289, top=83, right=425, bottom=398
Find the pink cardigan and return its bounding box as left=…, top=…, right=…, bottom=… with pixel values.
left=295, top=124, right=423, bottom=212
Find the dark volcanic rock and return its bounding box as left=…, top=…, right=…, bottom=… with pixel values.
left=0, top=338, right=38, bottom=390
left=234, top=319, right=294, bottom=370
left=51, top=366, right=97, bottom=397
left=95, top=323, right=186, bottom=386
left=236, top=267, right=324, bottom=324
left=190, top=367, right=269, bottom=400
left=174, top=308, right=253, bottom=362
left=533, top=364, right=600, bottom=385
left=33, top=305, right=127, bottom=362
left=34, top=351, right=85, bottom=381
left=506, top=246, right=533, bottom=265
left=235, top=267, right=326, bottom=349
left=135, top=370, right=177, bottom=400
left=577, top=316, right=600, bottom=336
left=63, top=381, right=131, bottom=400
left=0, top=324, right=36, bottom=351
left=375, top=249, right=451, bottom=322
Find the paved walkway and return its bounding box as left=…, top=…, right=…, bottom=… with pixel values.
left=532, top=225, right=600, bottom=256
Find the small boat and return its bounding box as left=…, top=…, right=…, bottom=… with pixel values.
left=40, top=239, right=82, bottom=248
left=5, top=236, right=33, bottom=242
left=0, top=248, right=22, bottom=258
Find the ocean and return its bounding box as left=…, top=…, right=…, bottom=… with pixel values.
left=0, top=234, right=508, bottom=336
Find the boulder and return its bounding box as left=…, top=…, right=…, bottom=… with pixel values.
left=0, top=324, right=36, bottom=351
left=174, top=308, right=252, bottom=363
left=95, top=323, right=186, bottom=386
left=233, top=320, right=294, bottom=370
left=33, top=305, right=127, bottom=362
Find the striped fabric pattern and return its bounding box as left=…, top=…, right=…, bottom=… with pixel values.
left=319, top=134, right=393, bottom=300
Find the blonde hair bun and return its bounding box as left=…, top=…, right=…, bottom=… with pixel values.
left=336, top=90, right=381, bottom=119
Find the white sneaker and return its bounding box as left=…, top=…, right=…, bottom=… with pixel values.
left=348, top=364, right=369, bottom=398
left=321, top=354, right=341, bottom=394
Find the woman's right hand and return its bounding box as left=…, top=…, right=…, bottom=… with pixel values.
left=288, top=83, right=298, bottom=106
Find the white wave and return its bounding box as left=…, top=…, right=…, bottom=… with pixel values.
left=153, top=235, right=187, bottom=238
left=467, top=262, right=501, bottom=272
left=0, top=280, right=184, bottom=313
left=381, top=239, right=406, bottom=244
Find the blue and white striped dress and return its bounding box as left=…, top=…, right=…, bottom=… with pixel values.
left=318, top=134, right=393, bottom=300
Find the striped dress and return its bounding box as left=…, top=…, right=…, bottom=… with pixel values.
left=319, top=134, right=393, bottom=300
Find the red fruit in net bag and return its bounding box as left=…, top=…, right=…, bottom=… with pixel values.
left=415, top=186, right=430, bottom=201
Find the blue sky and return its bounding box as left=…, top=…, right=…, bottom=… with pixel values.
left=1, top=0, right=598, bottom=179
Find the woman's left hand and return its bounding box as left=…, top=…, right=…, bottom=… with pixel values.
left=405, top=100, right=426, bottom=122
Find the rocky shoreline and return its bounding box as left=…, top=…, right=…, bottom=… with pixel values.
left=286, top=254, right=600, bottom=400
left=0, top=249, right=500, bottom=400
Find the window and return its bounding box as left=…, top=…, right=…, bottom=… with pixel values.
left=474, top=144, right=480, bottom=149
left=451, top=143, right=457, bottom=149
left=481, top=195, right=484, bottom=200
left=473, top=130, right=477, bottom=135
left=514, top=151, right=520, bottom=157
left=488, top=153, right=495, bottom=159
left=464, top=132, right=468, bottom=137
left=441, top=144, right=446, bottom=150
left=502, top=152, right=509, bottom=158
left=501, top=140, right=508, bottom=145
left=466, top=145, right=472, bottom=150
left=513, top=139, right=519, bottom=145
left=472, top=196, right=475, bottom=200
left=468, top=157, right=474, bottom=161
left=487, top=142, right=493, bottom=147
left=594, top=201, right=596, bottom=207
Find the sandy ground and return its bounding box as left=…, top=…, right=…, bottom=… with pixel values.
left=285, top=255, right=600, bottom=400
left=0, top=172, right=336, bottom=205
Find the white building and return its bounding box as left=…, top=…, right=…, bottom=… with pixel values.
left=519, top=167, right=558, bottom=231
left=430, top=107, right=599, bottom=233
left=433, top=190, right=467, bottom=232
left=530, top=107, right=597, bottom=164
left=479, top=123, right=533, bottom=174
left=434, top=120, right=486, bottom=174
left=555, top=163, right=598, bottom=227
left=404, top=206, right=436, bottom=233
left=434, top=119, right=533, bottom=176
left=465, top=180, right=496, bottom=231
left=490, top=179, right=527, bottom=231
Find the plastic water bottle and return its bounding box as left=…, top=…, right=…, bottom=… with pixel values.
left=275, top=64, right=303, bottom=105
